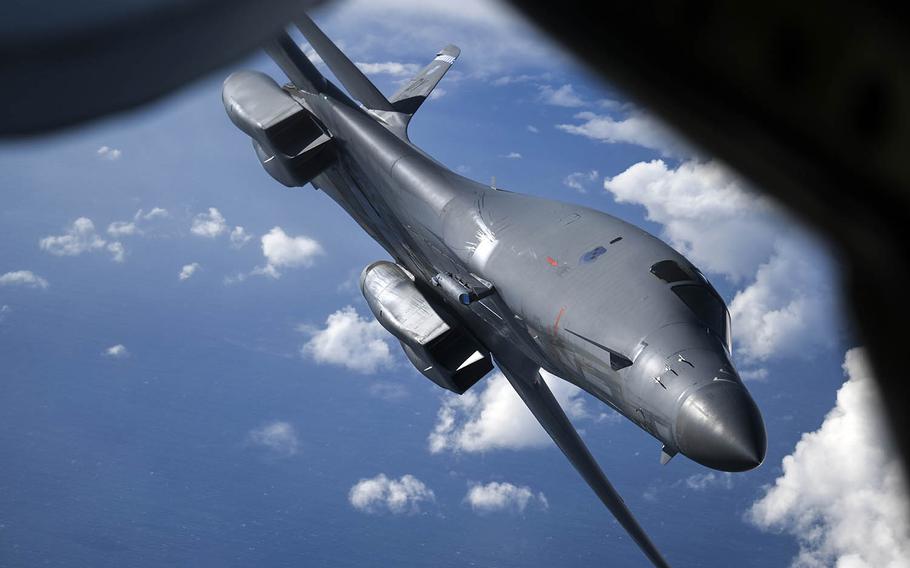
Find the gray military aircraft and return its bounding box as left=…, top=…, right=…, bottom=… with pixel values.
left=222, top=15, right=767, bottom=568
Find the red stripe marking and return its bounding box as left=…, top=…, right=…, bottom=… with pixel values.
left=546, top=256, right=558, bottom=267
left=553, top=306, right=566, bottom=334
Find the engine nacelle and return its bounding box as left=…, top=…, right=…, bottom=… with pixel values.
left=360, top=261, right=493, bottom=394
left=222, top=70, right=335, bottom=187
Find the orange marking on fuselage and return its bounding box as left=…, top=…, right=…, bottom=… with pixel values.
left=546, top=256, right=558, bottom=267
left=553, top=306, right=567, bottom=334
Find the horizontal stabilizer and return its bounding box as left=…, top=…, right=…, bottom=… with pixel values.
left=390, top=45, right=460, bottom=115
left=494, top=351, right=671, bottom=568
left=294, top=15, right=395, bottom=111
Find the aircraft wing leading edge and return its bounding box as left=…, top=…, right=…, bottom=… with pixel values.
left=494, top=351, right=671, bottom=568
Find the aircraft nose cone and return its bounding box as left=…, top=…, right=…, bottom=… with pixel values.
left=675, top=381, right=767, bottom=472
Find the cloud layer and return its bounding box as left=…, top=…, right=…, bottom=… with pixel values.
left=301, top=306, right=394, bottom=374
left=349, top=474, right=435, bottom=514
left=749, top=348, right=910, bottom=567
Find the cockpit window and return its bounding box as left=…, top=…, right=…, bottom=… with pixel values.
left=672, top=284, right=733, bottom=351
left=650, top=260, right=693, bottom=283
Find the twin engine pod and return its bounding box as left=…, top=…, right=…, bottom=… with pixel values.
left=222, top=71, right=335, bottom=187
left=360, top=261, right=494, bottom=394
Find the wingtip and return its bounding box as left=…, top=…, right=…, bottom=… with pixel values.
left=438, top=44, right=461, bottom=58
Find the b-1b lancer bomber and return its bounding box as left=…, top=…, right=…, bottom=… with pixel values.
left=222, top=15, right=767, bottom=568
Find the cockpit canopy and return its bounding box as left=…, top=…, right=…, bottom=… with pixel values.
left=650, top=260, right=732, bottom=351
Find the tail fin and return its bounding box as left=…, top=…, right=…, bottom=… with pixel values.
left=390, top=45, right=460, bottom=115
left=294, top=15, right=395, bottom=111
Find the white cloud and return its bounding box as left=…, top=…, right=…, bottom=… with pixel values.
left=40, top=218, right=127, bottom=263
left=526, top=124, right=539, bottom=133
left=107, top=221, right=139, bottom=237
left=40, top=217, right=107, bottom=256
left=190, top=207, right=228, bottom=238
left=135, top=207, right=169, bottom=221
left=0, top=304, right=10, bottom=322
left=749, top=348, right=910, bottom=568
left=492, top=73, right=551, bottom=86
left=538, top=84, right=586, bottom=107
left=603, top=159, right=838, bottom=362
left=179, top=262, right=200, bottom=281
left=247, top=421, right=300, bottom=457
left=685, top=472, right=733, bottom=491
left=465, top=482, right=548, bottom=513
left=230, top=226, right=252, bottom=248
left=349, top=473, right=435, bottom=514
left=301, top=306, right=394, bottom=374
left=0, top=270, right=49, bottom=289
left=502, top=152, right=522, bottom=159
left=557, top=110, right=690, bottom=157
left=356, top=61, right=421, bottom=77
left=428, top=87, right=447, bottom=100
left=106, top=241, right=125, bottom=263
left=257, top=226, right=323, bottom=278
left=563, top=169, right=599, bottom=193
left=103, top=344, right=129, bottom=359
left=96, top=145, right=122, bottom=160
left=428, top=369, right=588, bottom=453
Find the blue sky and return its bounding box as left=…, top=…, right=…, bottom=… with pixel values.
left=1, top=1, right=908, bottom=567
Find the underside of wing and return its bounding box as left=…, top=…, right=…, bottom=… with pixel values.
left=494, top=350, right=671, bottom=568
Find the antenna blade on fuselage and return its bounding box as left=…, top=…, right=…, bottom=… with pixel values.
left=494, top=352, right=671, bottom=568
left=294, top=15, right=395, bottom=111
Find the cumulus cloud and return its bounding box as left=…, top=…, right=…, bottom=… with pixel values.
left=96, top=145, right=122, bottom=160
left=563, top=169, right=599, bottom=193
left=428, top=369, right=589, bottom=453
left=247, top=421, right=300, bottom=457
left=526, top=125, right=539, bottom=133
left=40, top=217, right=125, bottom=262
left=135, top=207, right=169, bottom=221
left=230, top=226, right=252, bottom=248
left=190, top=207, right=228, bottom=238
left=557, top=110, right=690, bottom=157
left=349, top=474, right=435, bottom=514
left=301, top=306, right=394, bottom=374
left=603, top=159, right=838, bottom=362
left=256, top=226, right=323, bottom=278
left=106, top=241, right=125, bottom=263
left=465, top=482, right=548, bottom=513
left=179, top=262, right=200, bottom=281
left=538, top=84, right=586, bottom=107
left=0, top=270, right=49, bottom=289
left=40, top=217, right=106, bottom=256
left=107, top=221, right=139, bottom=237
left=502, top=152, right=523, bottom=159
left=749, top=348, right=910, bottom=568
left=103, top=344, right=129, bottom=359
